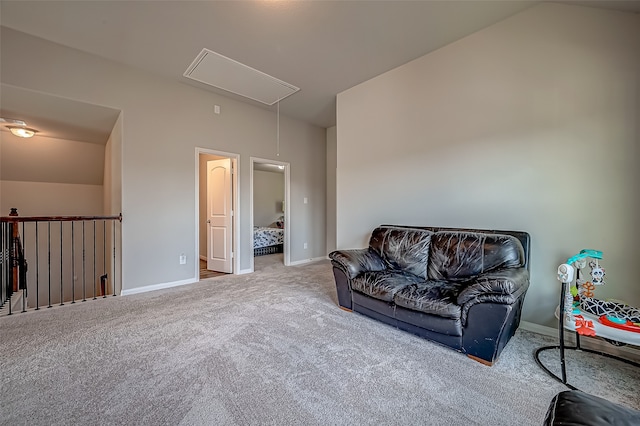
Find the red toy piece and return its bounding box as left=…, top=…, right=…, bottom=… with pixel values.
left=574, top=315, right=596, bottom=336
left=599, top=315, right=640, bottom=333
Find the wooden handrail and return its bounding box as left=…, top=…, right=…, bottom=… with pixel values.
left=1, top=213, right=122, bottom=223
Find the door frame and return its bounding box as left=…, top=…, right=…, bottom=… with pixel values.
left=195, top=147, right=240, bottom=276
left=250, top=157, right=290, bottom=272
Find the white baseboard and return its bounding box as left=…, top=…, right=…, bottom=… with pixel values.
left=288, top=256, right=328, bottom=266
left=121, top=277, right=198, bottom=296
left=520, top=320, right=557, bottom=337
left=520, top=320, right=640, bottom=362
left=237, top=268, right=252, bottom=275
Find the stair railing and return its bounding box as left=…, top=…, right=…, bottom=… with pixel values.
left=0, top=209, right=122, bottom=315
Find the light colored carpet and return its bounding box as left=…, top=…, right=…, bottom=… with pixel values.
left=1, top=256, right=638, bottom=425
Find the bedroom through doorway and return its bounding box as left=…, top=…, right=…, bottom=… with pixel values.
left=250, top=157, right=290, bottom=272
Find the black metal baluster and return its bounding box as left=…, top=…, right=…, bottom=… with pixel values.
left=1, top=223, right=4, bottom=310
left=71, top=222, right=75, bottom=304
left=5, top=222, right=8, bottom=311
left=47, top=222, right=51, bottom=308
left=7, top=222, right=11, bottom=313
left=103, top=220, right=107, bottom=298
left=2, top=223, right=6, bottom=312
left=59, top=221, right=64, bottom=306
left=93, top=220, right=96, bottom=300
left=1, top=223, right=4, bottom=311
left=21, top=222, right=26, bottom=313
left=82, top=221, right=86, bottom=302
left=3, top=222, right=10, bottom=315
left=7, top=222, right=11, bottom=316
left=6, top=222, right=10, bottom=313
left=113, top=220, right=117, bottom=296
left=35, top=222, right=39, bottom=310
left=8, top=221, right=13, bottom=313
left=5, top=222, right=9, bottom=312
left=1, top=223, right=3, bottom=309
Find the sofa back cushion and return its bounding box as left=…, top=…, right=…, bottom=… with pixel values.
left=427, top=231, right=524, bottom=281
left=369, top=226, right=433, bottom=279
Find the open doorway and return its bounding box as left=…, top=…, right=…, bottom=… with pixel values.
left=250, top=157, right=290, bottom=272
left=196, top=148, right=239, bottom=279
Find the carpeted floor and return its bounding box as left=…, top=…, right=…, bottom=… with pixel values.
left=1, top=256, right=638, bottom=425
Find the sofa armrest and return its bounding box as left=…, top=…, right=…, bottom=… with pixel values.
left=460, top=269, right=529, bottom=364
left=329, top=248, right=386, bottom=279
left=457, top=268, right=529, bottom=306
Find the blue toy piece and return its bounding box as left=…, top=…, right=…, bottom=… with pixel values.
left=606, top=315, right=626, bottom=324
left=566, top=249, right=602, bottom=265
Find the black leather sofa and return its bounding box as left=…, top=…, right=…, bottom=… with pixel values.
left=329, top=225, right=530, bottom=365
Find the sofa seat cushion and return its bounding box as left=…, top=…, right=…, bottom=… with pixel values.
left=395, top=307, right=463, bottom=337
left=393, top=281, right=464, bottom=319
left=351, top=270, right=423, bottom=302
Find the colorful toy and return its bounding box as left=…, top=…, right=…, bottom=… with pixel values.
left=539, top=250, right=640, bottom=388
left=558, top=249, right=640, bottom=336
left=558, top=251, right=597, bottom=334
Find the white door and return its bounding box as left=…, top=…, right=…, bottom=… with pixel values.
left=207, top=159, right=233, bottom=273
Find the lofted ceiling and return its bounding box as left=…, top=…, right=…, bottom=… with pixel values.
left=0, top=84, right=120, bottom=144
left=1, top=0, right=639, bottom=136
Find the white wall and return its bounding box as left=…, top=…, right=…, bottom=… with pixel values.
left=0, top=132, right=105, bottom=185
left=1, top=27, right=326, bottom=292
left=0, top=130, right=106, bottom=216
left=102, top=113, right=123, bottom=295
left=253, top=170, right=284, bottom=227
left=103, top=112, right=123, bottom=216
left=336, top=3, right=640, bottom=328
left=0, top=181, right=103, bottom=216
left=326, top=126, right=337, bottom=254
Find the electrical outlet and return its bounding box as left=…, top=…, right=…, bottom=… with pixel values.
left=303, top=243, right=308, bottom=249
left=179, top=254, right=187, bottom=265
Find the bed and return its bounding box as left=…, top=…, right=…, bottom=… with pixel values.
left=253, top=226, right=284, bottom=256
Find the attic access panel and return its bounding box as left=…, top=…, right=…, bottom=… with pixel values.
left=184, top=48, right=299, bottom=105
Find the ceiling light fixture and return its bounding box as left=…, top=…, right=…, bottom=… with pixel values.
left=8, top=126, right=38, bottom=138
left=0, top=117, right=27, bottom=126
